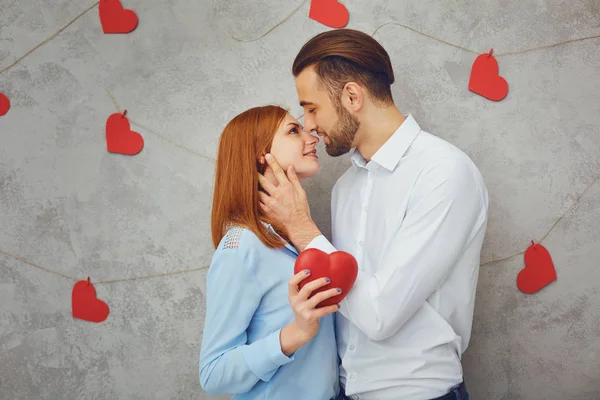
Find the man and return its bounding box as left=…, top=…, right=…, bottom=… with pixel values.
left=258, top=29, right=488, bottom=400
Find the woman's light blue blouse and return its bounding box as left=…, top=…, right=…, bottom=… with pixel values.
left=200, top=225, right=339, bottom=400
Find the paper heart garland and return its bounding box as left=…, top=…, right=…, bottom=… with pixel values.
left=0, top=92, right=10, bottom=116
left=309, top=0, right=349, bottom=29
left=72, top=278, right=110, bottom=323
left=294, top=248, right=358, bottom=308
left=105, top=111, right=144, bottom=155
left=468, top=49, right=509, bottom=101
left=517, top=241, right=557, bottom=294
left=99, top=0, right=139, bottom=34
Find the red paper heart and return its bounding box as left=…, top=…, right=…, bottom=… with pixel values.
left=105, top=111, right=144, bottom=155
left=468, top=50, right=508, bottom=101
left=294, top=248, right=358, bottom=307
left=99, top=0, right=138, bottom=34
left=0, top=92, right=10, bottom=116
left=72, top=278, right=110, bottom=323
left=308, top=0, right=349, bottom=29
left=517, top=241, right=557, bottom=294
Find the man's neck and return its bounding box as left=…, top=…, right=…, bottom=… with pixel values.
left=354, top=105, right=406, bottom=162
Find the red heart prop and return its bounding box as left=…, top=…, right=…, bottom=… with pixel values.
left=99, top=0, right=138, bottom=34
left=294, top=248, right=358, bottom=308
left=72, top=278, right=110, bottom=323
left=468, top=50, right=508, bottom=101
left=517, top=241, right=557, bottom=294
left=0, top=92, right=10, bottom=116
left=105, top=111, right=144, bottom=155
left=308, top=0, right=349, bottom=29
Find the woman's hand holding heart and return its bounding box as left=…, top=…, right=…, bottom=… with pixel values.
left=279, top=269, right=340, bottom=356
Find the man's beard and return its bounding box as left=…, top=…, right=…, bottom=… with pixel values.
left=324, top=103, right=360, bottom=157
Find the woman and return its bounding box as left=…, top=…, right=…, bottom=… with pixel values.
left=200, top=105, right=341, bottom=400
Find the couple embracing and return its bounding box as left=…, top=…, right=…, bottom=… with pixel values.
left=200, top=28, right=488, bottom=400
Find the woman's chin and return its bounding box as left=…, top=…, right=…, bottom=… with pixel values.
left=297, top=164, right=320, bottom=180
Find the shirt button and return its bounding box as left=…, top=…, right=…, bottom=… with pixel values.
left=363, top=206, right=368, bottom=211
left=349, top=373, right=356, bottom=380
left=359, top=241, right=364, bottom=246
left=349, top=345, right=355, bottom=351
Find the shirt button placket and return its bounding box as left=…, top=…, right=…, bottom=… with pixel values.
left=358, top=172, right=372, bottom=248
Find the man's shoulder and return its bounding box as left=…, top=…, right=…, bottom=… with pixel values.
left=415, top=130, right=469, bottom=159
left=414, top=130, right=481, bottom=175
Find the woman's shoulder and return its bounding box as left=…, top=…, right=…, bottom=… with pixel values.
left=215, top=225, right=267, bottom=254
left=207, top=226, right=260, bottom=280
left=211, top=225, right=276, bottom=274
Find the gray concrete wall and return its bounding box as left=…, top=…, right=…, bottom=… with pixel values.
left=1, top=0, right=599, bottom=399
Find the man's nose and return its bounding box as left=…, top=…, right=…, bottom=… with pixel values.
left=303, top=115, right=317, bottom=132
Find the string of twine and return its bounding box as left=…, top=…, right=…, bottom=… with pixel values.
left=103, top=88, right=215, bottom=162
left=1, top=2, right=599, bottom=282
left=0, top=1, right=100, bottom=74
left=369, top=22, right=600, bottom=56
left=232, top=0, right=309, bottom=42
left=0, top=248, right=209, bottom=284
left=228, top=1, right=600, bottom=53
left=479, top=171, right=600, bottom=266
left=2, top=0, right=599, bottom=74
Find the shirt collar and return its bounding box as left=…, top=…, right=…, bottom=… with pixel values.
left=350, top=114, right=421, bottom=172
left=262, top=221, right=299, bottom=255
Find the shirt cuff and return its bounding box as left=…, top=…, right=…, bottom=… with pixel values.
left=241, top=328, right=295, bottom=382
left=305, top=235, right=337, bottom=254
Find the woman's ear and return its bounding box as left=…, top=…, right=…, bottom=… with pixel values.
left=258, top=155, right=265, bottom=164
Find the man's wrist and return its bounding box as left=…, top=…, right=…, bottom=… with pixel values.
left=286, top=216, right=321, bottom=252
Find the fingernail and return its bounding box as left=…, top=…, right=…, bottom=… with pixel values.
left=325, top=277, right=331, bottom=283
left=265, top=154, right=272, bottom=160
left=304, top=269, right=310, bottom=274
left=336, top=288, right=342, bottom=293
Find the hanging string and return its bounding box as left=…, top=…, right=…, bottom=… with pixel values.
left=104, top=88, right=215, bottom=162
left=232, top=0, right=309, bottom=43
left=3, top=0, right=600, bottom=74
left=479, top=171, right=600, bottom=266
left=0, top=247, right=209, bottom=285
left=370, top=22, right=600, bottom=56
left=0, top=1, right=100, bottom=74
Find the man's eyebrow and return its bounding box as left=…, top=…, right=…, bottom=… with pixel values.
left=299, top=101, right=315, bottom=107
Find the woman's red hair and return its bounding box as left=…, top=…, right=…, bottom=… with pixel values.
left=211, top=105, right=289, bottom=249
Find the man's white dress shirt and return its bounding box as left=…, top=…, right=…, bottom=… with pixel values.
left=306, top=115, right=489, bottom=400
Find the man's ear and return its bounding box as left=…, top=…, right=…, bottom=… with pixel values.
left=342, top=82, right=363, bottom=111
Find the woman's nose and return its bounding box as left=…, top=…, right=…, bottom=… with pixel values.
left=303, top=130, right=319, bottom=144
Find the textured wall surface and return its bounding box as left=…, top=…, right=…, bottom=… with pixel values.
left=1, top=0, right=599, bottom=399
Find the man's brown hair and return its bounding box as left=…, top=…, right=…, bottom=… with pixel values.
left=292, top=29, right=395, bottom=105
